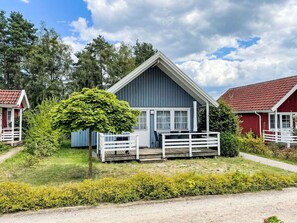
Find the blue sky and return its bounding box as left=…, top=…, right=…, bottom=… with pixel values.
left=1, top=0, right=297, bottom=99
left=0, top=0, right=91, bottom=36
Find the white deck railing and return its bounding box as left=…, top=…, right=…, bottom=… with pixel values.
left=97, top=133, right=139, bottom=162
left=161, top=132, right=220, bottom=158
left=1, top=128, right=20, bottom=141
left=263, top=130, right=297, bottom=147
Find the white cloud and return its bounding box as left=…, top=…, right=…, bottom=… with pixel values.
left=64, top=0, right=297, bottom=97
left=20, top=0, right=29, bottom=3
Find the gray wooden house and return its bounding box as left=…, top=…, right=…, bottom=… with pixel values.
left=72, top=52, right=220, bottom=161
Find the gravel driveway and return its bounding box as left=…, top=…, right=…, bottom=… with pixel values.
left=1, top=188, right=297, bottom=223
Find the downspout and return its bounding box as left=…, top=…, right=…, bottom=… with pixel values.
left=255, top=111, right=262, bottom=137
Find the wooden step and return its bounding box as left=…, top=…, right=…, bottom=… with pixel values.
left=139, top=158, right=166, bottom=163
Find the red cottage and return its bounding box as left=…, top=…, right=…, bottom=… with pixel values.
left=220, top=76, right=297, bottom=144
left=0, top=90, right=30, bottom=146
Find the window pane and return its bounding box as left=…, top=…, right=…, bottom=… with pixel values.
left=270, top=114, right=275, bottom=129
left=282, top=115, right=291, bottom=128
left=270, top=114, right=281, bottom=129
left=157, top=111, right=170, bottom=130
left=174, top=111, right=188, bottom=130
left=134, top=111, right=147, bottom=130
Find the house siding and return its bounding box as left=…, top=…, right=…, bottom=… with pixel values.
left=116, top=66, right=197, bottom=108
left=71, top=66, right=200, bottom=147
left=278, top=90, right=297, bottom=112
left=239, top=113, right=260, bottom=136
left=239, top=112, right=269, bottom=137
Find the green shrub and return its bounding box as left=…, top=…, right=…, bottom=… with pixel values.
left=264, top=216, right=284, bottom=223
left=239, top=132, right=297, bottom=163
left=199, top=100, right=241, bottom=134
left=239, top=132, right=272, bottom=156
left=220, top=132, right=240, bottom=157
left=0, top=142, right=10, bottom=153
left=24, top=99, right=63, bottom=158
left=0, top=172, right=295, bottom=214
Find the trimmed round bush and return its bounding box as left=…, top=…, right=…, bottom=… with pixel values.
left=220, top=132, right=240, bottom=157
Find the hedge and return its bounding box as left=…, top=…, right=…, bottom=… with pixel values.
left=0, top=172, right=296, bottom=213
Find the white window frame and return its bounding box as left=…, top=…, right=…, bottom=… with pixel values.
left=7, top=109, right=12, bottom=128
left=154, top=108, right=191, bottom=132
left=268, top=112, right=294, bottom=130
left=134, top=110, right=149, bottom=131
left=174, top=110, right=189, bottom=130
left=156, top=110, right=171, bottom=130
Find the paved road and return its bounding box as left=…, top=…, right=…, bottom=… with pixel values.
left=0, top=147, right=22, bottom=164
left=240, top=152, right=297, bottom=173
left=1, top=188, right=297, bottom=223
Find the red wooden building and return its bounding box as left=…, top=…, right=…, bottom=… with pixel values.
left=0, top=90, right=30, bottom=145
left=220, top=76, right=297, bottom=143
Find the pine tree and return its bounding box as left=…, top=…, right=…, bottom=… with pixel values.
left=4, top=11, right=37, bottom=89
left=25, top=25, right=72, bottom=106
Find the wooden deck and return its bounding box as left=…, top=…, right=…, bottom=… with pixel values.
left=99, top=147, right=218, bottom=162
left=2, top=141, right=22, bottom=147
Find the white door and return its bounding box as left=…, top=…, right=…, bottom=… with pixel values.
left=134, top=110, right=150, bottom=147
left=280, top=114, right=292, bottom=142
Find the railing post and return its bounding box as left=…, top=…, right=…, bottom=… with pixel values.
left=189, top=133, right=192, bottom=157
left=11, top=108, right=14, bottom=146
left=100, top=134, right=105, bottom=162
left=96, top=132, right=99, bottom=155
left=162, top=134, right=165, bottom=159
left=136, top=134, right=139, bottom=160
left=217, top=132, right=221, bottom=156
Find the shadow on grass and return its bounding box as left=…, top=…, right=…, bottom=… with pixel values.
left=16, top=164, right=90, bottom=185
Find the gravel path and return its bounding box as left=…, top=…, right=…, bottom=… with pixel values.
left=0, top=147, right=22, bottom=164
left=240, top=152, right=297, bottom=173
left=1, top=188, right=297, bottom=223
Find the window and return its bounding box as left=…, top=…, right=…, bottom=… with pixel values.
left=282, top=115, right=291, bottom=128
left=269, top=114, right=292, bottom=129
left=134, top=111, right=147, bottom=130
left=174, top=111, right=188, bottom=130
left=7, top=109, right=12, bottom=128
left=157, top=111, right=170, bottom=130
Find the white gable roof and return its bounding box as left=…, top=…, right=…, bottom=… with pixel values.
left=108, top=52, right=218, bottom=107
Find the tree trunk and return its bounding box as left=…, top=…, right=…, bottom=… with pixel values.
left=88, top=128, right=93, bottom=177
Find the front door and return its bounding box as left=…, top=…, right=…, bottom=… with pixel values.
left=280, top=114, right=292, bottom=141
left=134, top=110, right=150, bottom=147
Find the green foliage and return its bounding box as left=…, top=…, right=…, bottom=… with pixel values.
left=52, top=88, right=139, bottom=133
left=239, top=133, right=297, bottom=164
left=1, top=11, right=37, bottom=89
left=25, top=24, right=73, bottom=107
left=264, top=216, right=284, bottom=223
left=0, top=142, right=10, bottom=154
left=0, top=172, right=295, bottom=213
left=199, top=100, right=240, bottom=134
left=220, top=132, right=240, bottom=157
left=239, top=132, right=272, bottom=155
left=133, top=40, right=158, bottom=66
left=24, top=99, right=62, bottom=157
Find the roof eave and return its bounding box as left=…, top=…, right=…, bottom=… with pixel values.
left=233, top=110, right=273, bottom=114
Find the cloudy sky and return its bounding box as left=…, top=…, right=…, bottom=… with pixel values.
left=1, top=0, right=297, bottom=98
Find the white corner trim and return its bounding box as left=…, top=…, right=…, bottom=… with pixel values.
left=17, top=90, right=30, bottom=109
left=271, top=84, right=297, bottom=112
left=107, top=51, right=218, bottom=108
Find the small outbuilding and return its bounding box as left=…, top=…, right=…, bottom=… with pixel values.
left=0, top=90, right=30, bottom=146
left=220, top=76, right=297, bottom=144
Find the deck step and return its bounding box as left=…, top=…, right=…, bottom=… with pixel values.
left=139, top=158, right=165, bottom=163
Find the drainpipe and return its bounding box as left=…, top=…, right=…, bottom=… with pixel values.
left=255, top=111, right=262, bottom=137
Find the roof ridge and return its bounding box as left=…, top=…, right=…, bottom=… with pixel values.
left=228, top=75, right=297, bottom=91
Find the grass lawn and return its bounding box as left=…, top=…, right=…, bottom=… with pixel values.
left=0, top=143, right=294, bottom=186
